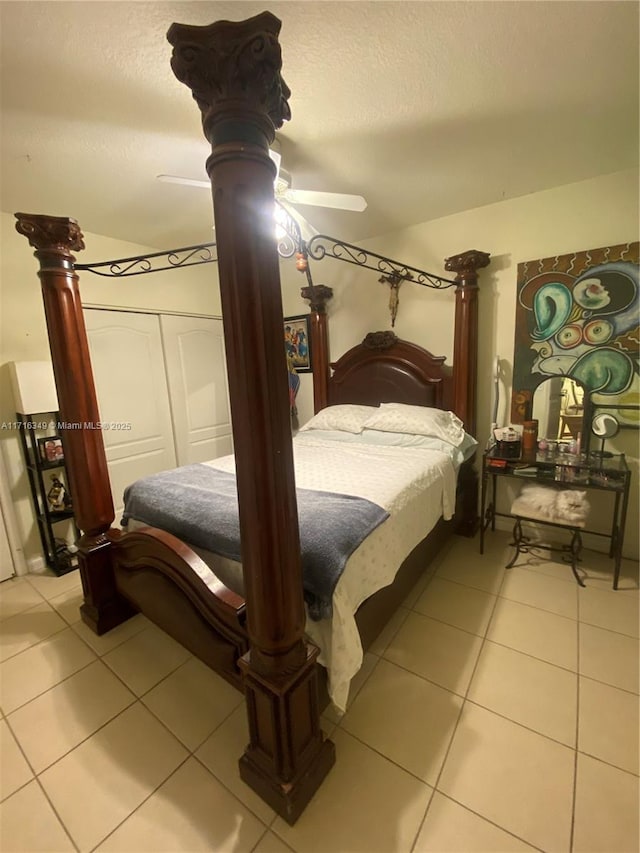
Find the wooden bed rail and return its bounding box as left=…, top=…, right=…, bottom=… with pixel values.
left=108, top=527, right=248, bottom=688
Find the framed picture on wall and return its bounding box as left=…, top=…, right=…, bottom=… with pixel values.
left=284, top=315, right=312, bottom=373
left=38, top=436, right=64, bottom=464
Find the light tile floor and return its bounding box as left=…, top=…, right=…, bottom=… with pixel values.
left=1, top=532, right=638, bottom=852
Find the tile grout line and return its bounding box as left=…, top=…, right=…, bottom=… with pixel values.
left=408, top=549, right=508, bottom=852
left=575, top=749, right=640, bottom=780
left=191, top=750, right=278, bottom=829
left=19, top=677, right=260, bottom=850
left=5, top=668, right=138, bottom=776
left=32, top=774, right=81, bottom=853
left=330, top=560, right=443, bottom=853
left=570, top=607, right=582, bottom=852
left=4, top=551, right=637, bottom=850
left=375, top=569, right=616, bottom=752
left=105, top=651, right=274, bottom=828
left=420, top=544, right=577, bottom=850
left=0, top=616, right=72, bottom=665
left=85, top=752, right=194, bottom=853
left=423, top=790, right=548, bottom=853
left=70, top=613, right=151, bottom=657
left=410, top=539, right=618, bottom=852
left=1, top=715, right=39, bottom=804
left=4, top=628, right=247, bottom=843
left=461, top=696, right=578, bottom=751
left=1, top=655, right=98, bottom=718
left=6, top=616, right=272, bottom=838
left=436, top=544, right=561, bottom=850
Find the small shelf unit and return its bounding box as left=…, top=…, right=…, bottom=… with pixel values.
left=16, top=411, right=80, bottom=576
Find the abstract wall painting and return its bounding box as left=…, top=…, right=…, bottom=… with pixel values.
left=511, top=242, right=639, bottom=425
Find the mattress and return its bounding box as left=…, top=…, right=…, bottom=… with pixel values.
left=126, top=429, right=463, bottom=711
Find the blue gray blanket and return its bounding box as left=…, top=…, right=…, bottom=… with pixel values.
left=121, top=463, right=389, bottom=621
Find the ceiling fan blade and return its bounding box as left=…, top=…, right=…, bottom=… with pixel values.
left=283, top=188, right=367, bottom=212
left=159, top=151, right=281, bottom=191
left=157, top=174, right=210, bottom=189
left=279, top=200, right=318, bottom=243
left=269, top=149, right=281, bottom=182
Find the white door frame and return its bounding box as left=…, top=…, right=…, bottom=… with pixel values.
left=0, top=447, right=28, bottom=578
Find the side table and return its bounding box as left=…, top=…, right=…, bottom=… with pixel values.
left=480, top=449, right=631, bottom=588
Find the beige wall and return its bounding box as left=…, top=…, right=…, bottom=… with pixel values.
left=281, top=169, right=639, bottom=559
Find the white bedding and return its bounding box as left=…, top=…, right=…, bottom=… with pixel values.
left=127, top=431, right=462, bottom=711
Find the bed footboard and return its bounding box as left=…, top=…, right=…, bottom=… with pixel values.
left=109, top=527, right=248, bottom=689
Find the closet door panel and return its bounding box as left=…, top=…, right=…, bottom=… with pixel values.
left=84, top=309, right=177, bottom=520
left=161, top=315, right=232, bottom=465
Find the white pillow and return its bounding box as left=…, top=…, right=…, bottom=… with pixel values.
left=360, top=429, right=477, bottom=465
left=295, top=429, right=362, bottom=444
left=359, top=429, right=445, bottom=448
left=363, top=403, right=466, bottom=446
left=299, top=404, right=379, bottom=434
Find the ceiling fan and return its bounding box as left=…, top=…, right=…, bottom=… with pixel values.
left=157, top=150, right=367, bottom=214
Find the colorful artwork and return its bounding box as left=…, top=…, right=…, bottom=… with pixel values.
left=511, top=242, right=639, bottom=423
left=284, top=314, right=312, bottom=373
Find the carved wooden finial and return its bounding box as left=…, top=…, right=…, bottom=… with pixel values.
left=15, top=212, right=85, bottom=255
left=363, top=331, right=399, bottom=350
left=167, top=12, right=291, bottom=144
left=444, top=249, right=490, bottom=281
left=300, top=284, right=333, bottom=313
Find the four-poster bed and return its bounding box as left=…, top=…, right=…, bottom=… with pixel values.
left=14, top=11, right=490, bottom=824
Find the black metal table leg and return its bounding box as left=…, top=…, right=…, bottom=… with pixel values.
left=567, top=528, right=586, bottom=587
left=506, top=518, right=526, bottom=569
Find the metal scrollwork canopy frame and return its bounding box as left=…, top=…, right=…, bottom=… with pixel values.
left=75, top=202, right=457, bottom=290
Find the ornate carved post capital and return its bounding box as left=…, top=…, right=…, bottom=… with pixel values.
left=363, top=331, right=399, bottom=350
left=300, top=284, right=333, bottom=313
left=444, top=249, right=491, bottom=285
left=167, top=12, right=291, bottom=146
left=15, top=213, right=85, bottom=259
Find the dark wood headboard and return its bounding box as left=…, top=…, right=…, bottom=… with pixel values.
left=305, top=249, right=490, bottom=435
left=328, top=331, right=453, bottom=411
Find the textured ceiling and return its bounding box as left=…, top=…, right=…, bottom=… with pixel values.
left=1, top=1, right=638, bottom=252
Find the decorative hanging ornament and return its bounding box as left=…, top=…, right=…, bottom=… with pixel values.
left=379, top=271, right=411, bottom=327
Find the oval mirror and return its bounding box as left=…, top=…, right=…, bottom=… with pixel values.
left=532, top=376, right=588, bottom=445
left=591, top=412, right=620, bottom=458
left=592, top=412, right=620, bottom=439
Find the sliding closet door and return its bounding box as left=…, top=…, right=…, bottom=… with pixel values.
left=84, top=309, right=177, bottom=522
left=161, top=315, right=233, bottom=465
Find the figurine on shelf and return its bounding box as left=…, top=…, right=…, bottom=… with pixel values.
left=47, top=475, right=72, bottom=512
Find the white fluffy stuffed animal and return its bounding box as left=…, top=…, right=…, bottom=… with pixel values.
left=514, top=484, right=590, bottom=525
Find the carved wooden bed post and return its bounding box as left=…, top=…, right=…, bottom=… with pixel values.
left=445, top=248, right=491, bottom=535
left=445, top=249, right=490, bottom=438
left=13, top=213, right=134, bottom=632
left=301, top=283, right=333, bottom=413
left=167, top=12, right=334, bottom=822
